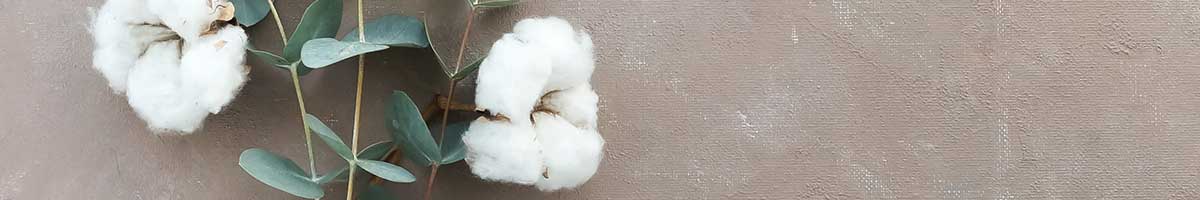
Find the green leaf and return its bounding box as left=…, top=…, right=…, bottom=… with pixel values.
left=450, top=57, right=485, bottom=80
left=283, top=0, right=343, bottom=62
left=356, top=160, right=417, bottom=183
left=388, top=91, right=441, bottom=166
left=246, top=46, right=289, bottom=67
left=300, top=38, right=389, bottom=68
left=358, top=141, right=393, bottom=160
left=230, top=0, right=271, bottom=26
left=238, top=149, right=324, bottom=199
left=343, top=15, right=430, bottom=48
left=313, top=165, right=349, bottom=184
left=473, top=0, right=520, bottom=8
left=440, top=122, right=470, bottom=164
left=302, top=114, right=354, bottom=161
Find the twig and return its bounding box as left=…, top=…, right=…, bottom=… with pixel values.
left=426, top=6, right=478, bottom=200
left=346, top=0, right=368, bottom=199
left=267, top=1, right=320, bottom=197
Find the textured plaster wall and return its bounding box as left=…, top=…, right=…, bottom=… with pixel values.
left=3, top=0, right=1200, bottom=199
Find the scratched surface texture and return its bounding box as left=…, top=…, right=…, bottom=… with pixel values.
left=3, top=0, right=1200, bottom=199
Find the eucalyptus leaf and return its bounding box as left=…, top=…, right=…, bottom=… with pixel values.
left=440, top=122, right=470, bottom=164
left=283, top=0, right=343, bottom=62
left=313, top=165, right=349, bottom=184
left=230, top=0, right=270, bottom=26
left=238, top=148, right=324, bottom=199
left=388, top=91, right=440, bottom=166
left=450, top=57, right=485, bottom=80
left=473, top=0, right=520, bottom=8
left=357, top=160, right=417, bottom=183
left=358, top=141, right=393, bottom=160
left=300, top=38, right=389, bottom=69
left=246, top=46, right=289, bottom=67
left=302, top=114, right=354, bottom=161
left=343, top=15, right=430, bottom=48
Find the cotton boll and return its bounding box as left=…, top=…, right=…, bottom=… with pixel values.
left=511, top=17, right=595, bottom=92
left=539, top=85, right=599, bottom=129
left=474, top=34, right=553, bottom=123
left=126, top=41, right=211, bottom=133
left=462, top=117, right=544, bottom=184
left=531, top=113, right=604, bottom=191
left=180, top=25, right=248, bottom=114
left=147, top=0, right=226, bottom=41
left=91, top=0, right=171, bottom=93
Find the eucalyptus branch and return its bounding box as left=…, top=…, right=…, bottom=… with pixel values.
left=345, top=0, right=368, bottom=199
left=268, top=0, right=321, bottom=192
left=424, top=5, right=478, bottom=200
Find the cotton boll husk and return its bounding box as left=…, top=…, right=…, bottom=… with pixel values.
left=539, top=85, right=599, bottom=129
left=474, top=34, right=552, bottom=123
left=511, top=17, right=595, bottom=92
left=462, top=117, right=544, bottom=184
left=147, top=0, right=224, bottom=41
left=180, top=25, right=248, bottom=114
left=91, top=0, right=171, bottom=93
left=126, top=40, right=211, bottom=133
left=531, top=113, right=604, bottom=191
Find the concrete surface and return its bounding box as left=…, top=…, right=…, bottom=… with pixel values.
left=3, top=0, right=1200, bottom=199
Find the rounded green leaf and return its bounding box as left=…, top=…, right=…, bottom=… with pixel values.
left=230, top=0, right=270, bottom=26
left=450, top=57, right=485, bottom=80
left=343, top=15, right=430, bottom=48
left=238, top=148, right=324, bottom=199
left=358, top=141, right=394, bottom=160
left=283, top=0, right=343, bottom=62
left=302, top=114, right=354, bottom=161
left=356, top=160, right=416, bottom=183
left=388, top=91, right=440, bottom=166
left=439, top=122, right=470, bottom=164
left=300, top=38, right=389, bottom=69
left=314, top=165, right=349, bottom=184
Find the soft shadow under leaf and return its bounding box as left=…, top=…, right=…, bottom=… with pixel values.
left=238, top=148, right=324, bottom=199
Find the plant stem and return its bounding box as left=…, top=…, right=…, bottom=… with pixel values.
left=346, top=0, right=367, bottom=199
left=268, top=0, right=319, bottom=193
left=426, top=6, right=477, bottom=200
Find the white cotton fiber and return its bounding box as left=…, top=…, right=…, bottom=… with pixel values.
left=180, top=25, right=249, bottom=113
left=91, top=0, right=171, bottom=93
left=511, top=17, right=595, bottom=92
left=539, top=85, right=599, bottom=129
left=462, top=117, right=544, bottom=184
left=474, top=34, right=553, bottom=124
left=147, top=0, right=225, bottom=41
left=531, top=113, right=604, bottom=191
left=125, top=40, right=212, bottom=133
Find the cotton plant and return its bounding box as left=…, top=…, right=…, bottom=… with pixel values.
left=463, top=17, right=605, bottom=191
left=91, top=0, right=247, bottom=133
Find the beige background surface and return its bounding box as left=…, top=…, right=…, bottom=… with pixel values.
left=4, top=0, right=1200, bottom=199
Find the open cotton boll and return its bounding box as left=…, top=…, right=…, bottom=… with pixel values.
left=126, top=41, right=212, bottom=133
left=538, top=85, right=600, bottom=129
left=147, top=0, right=231, bottom=41
left=531, top=113, right=604, bottom=191
left=462, top=117, right=544, bottom=184
left=91, top=0, right=172, bottom=93
left=180, top=25, right=248, bottom=113
left=511, top=17, right=595, bottom=92
left=474, top=34, right=553, bottom=123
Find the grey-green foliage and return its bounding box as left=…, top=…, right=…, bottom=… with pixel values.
left=230, top=0, right=270, bottom=26
left=388, top=91, right=471, bottom=166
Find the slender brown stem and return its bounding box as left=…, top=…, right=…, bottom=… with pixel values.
left=452, top=10, right=477, bottom=73
left=346, top=0, right=367, bottom=199
left=425, top=6, right=477, bottom=200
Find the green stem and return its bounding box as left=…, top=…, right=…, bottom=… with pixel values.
left=268, top=0, right=319, bottom=194
left=346, top=0, right=367, bottom=199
